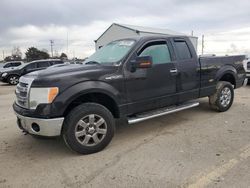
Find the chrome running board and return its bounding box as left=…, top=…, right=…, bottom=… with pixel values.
left=127, top=101, right=199, bottom=124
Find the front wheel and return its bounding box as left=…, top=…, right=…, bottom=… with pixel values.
left=209, top=81, right=234, bottom=112
left=62, top=103, right=115, bottom=154
left=7, top=75, right=20, bottom=85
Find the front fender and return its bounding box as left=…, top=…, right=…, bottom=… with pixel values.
left=49, top=81, right=122, bottom=117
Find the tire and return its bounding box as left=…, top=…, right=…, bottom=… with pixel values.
left=7, top=75, right=20, bottom=85
left=209, top=81, right=234, bottom=112
left=62, top=103, right=115, bottom=154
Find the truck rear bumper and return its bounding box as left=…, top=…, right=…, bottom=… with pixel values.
left=16, top=113, right=64, bottom=137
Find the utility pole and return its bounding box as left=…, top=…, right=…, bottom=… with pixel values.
left=191, top=30, right=194, bottom=36
left=67, top=31, right=69, bottom=55
left=2, top=50, right=4, bottom=60
left=201, top=35, right=205, bottom=55
left=50, top=40, right=54, bottom=57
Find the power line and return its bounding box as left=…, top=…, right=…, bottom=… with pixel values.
left=67, top=31, right=69, bottom=55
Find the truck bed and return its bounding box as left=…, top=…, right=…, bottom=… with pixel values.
left=199, top=55, right=246, bottom=90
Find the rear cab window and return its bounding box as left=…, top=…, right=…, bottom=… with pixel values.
left=173, top=39, right=192, bottom=60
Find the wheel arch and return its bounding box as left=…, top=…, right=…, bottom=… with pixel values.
left=216, top=66, right=237, bottom=88
left=55, top=81, right=122, bottom=119
left=63, top=92, right=120, bottom=118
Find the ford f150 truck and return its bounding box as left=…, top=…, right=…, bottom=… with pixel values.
left=13, top=36, right=246, bottom=154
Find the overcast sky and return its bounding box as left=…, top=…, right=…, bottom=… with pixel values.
left=0, top=0, right=250, bottom=59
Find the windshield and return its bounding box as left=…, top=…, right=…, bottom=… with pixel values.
left=86, top=39, right=135, bottom=65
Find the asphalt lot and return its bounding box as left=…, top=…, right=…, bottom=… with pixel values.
left=0, top=82, right=249, bottom=188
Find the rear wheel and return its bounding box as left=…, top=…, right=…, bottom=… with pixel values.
left=62, top=103, right=115, bottom=154
left=7, top=75, right=20, bottom=85
left=209, top=81, right=234, bottom=112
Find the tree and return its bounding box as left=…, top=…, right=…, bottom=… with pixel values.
left=12, top=47, right=22, bottom=60
left=4, top=56, right=13, bottom=62
left=4, top=47, right=22, bottom=61
left=25, top=47, right=50, bottom=61
left=60, top=52, right=68, bottom=60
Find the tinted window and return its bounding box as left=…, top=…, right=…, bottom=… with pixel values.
left=12, top=62, right=21, bottom=66
left=3, top=63, right=12, bottom=68
left=174, top=41, right=192, bottom=60
left=139, top=43, right=171, bottom=64
left=52, top=61, right=64, bottom=65
left=25, top=63, right=36, bottom=71
left=37, top=61, right=50, bottom=68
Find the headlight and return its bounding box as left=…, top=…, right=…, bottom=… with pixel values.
left=2, top=72, right=8, bottom=77
left=29, top=87, right=59, bottom=109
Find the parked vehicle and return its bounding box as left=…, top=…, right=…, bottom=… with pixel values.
left=245, top=60, right=250, bottom=84
left=13, top=36, right=246, bottom=154
left=0, top=59, right=64, bottom=85
left=0, top=61, right=24, bottom=73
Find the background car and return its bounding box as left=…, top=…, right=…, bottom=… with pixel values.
left=243, top=58, right=250, bottom=84
left=0, top=61, right=24, bottom=73
left=0, top=59, right=64, bottom=85
left=247, top=61, right=250, bottom=84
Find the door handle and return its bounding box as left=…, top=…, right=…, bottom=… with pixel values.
left=170, top=68, right=178, bottom=75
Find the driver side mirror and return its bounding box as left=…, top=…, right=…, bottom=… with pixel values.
left=131, top=56, right=152, bottom=72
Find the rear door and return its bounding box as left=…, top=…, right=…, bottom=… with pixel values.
left=124, top=40, right=178, bottom=114
left=171, top=38, right=200, bottom=102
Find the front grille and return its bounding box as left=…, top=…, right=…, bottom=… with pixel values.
left=15, top=77, right=34, bottom=109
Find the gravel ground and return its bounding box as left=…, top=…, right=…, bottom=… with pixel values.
left=0, top=83, right=249, bottom=188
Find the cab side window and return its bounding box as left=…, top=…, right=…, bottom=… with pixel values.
left=139, top=42, right=171, bottom=65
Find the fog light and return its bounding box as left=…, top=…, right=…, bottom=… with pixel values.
left=31, top=123, right=40, bottom=132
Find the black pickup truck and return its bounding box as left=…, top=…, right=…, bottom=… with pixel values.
left=13, top=36, right=246, bottom=154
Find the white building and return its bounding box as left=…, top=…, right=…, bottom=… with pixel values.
left=95, top=23, right=198, bottom=51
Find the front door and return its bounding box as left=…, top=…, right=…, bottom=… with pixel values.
left=124, top=40, right=178, bottom=114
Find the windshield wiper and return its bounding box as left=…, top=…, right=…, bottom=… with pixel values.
left=85, top=61, right=101, bottom=65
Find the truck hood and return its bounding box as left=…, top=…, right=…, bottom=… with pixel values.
left=26, top=64, right=119, bottom=88
left=28, top=64, right=112, bottom=77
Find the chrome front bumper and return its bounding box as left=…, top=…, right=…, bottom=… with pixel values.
left=16, top=113, right=64, bottom=137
